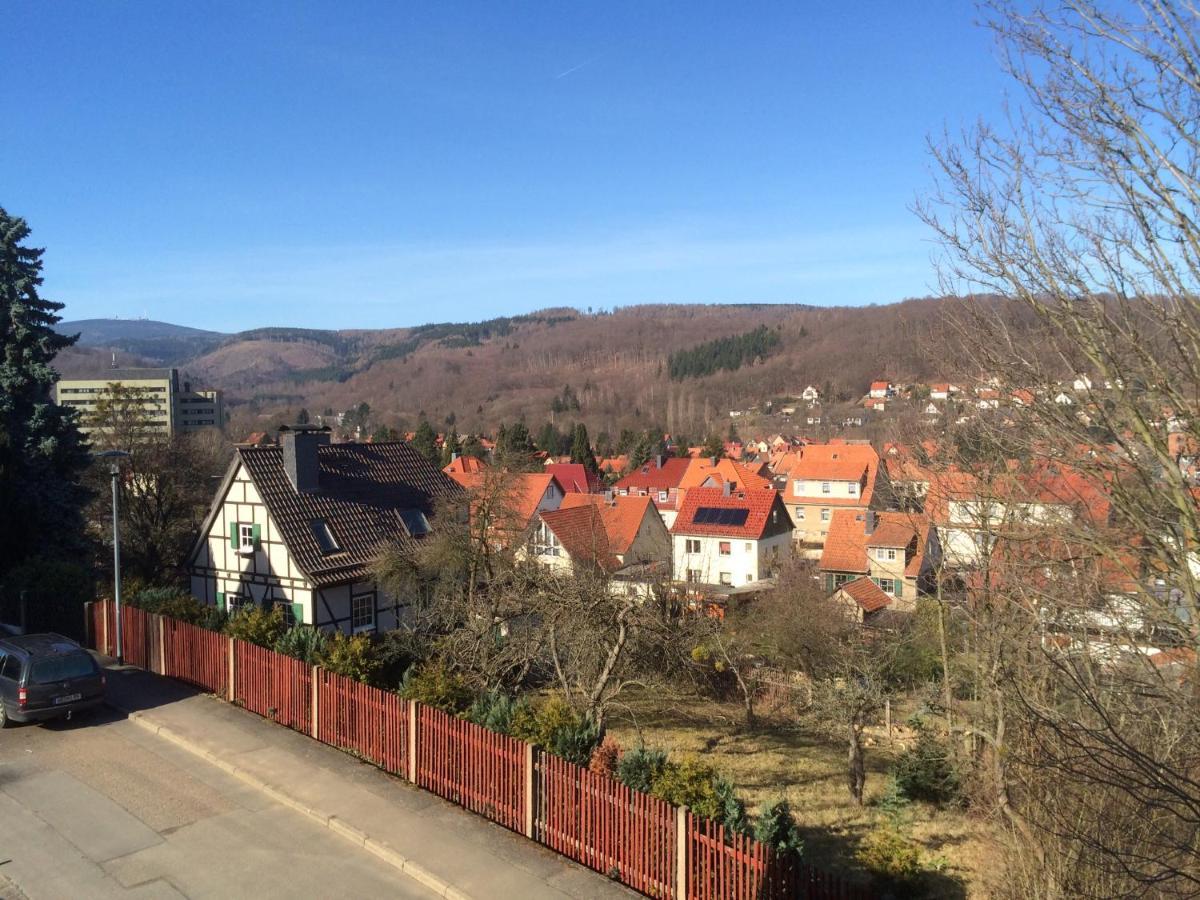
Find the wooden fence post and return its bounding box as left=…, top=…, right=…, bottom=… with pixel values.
left=158, top=615, right=167, bottom=675
left=83, top=601, right=92, bottom=649
left=102, top=601, right=109, bottom=657
left=311, top=666, right=319, bottom=738
left=407, top=701, right=418, bottom=783
left=524, top=744, right=535, bottom=839
left=676, top=806, right=687, bottom=900
left=227, top=638, right=236, bottom=702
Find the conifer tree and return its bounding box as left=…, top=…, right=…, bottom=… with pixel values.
left=411, top=418, right=439, bottom=465
left=0, top=208, right=90, bottom=579
left=569, top=423, right=598, bottom=473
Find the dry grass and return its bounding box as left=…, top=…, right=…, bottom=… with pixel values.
left=605, top=687, right=997, bottom=898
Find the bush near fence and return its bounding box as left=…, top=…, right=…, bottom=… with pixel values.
left=87, top=600, right=871, bottom=900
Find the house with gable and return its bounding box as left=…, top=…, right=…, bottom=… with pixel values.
left=671, top=485, right=793, bottom=589
left=614, top=456, right=691, bottom=527
left=529, top=493, right=671, bottom=596
left=187, top=425, right=459, bottom=634
left=817, top=509, right=932, bottom=608
left=781, top=442, right=880, bottom=551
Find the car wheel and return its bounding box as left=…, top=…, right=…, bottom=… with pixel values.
left=0, top=702, right=8, bottom=728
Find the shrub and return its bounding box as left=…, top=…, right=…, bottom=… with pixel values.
left=754, top=800, right=804, bottom=856
left=588, top=735, right=622, bottom=777
left=650, top=756, right=724, bottom=819
left=128, top=587, right=211, bottom=626
left=714, top=777, right=750, bottom=836
left=274, top=626, right=328, bottom=665
left=616, top=747, right=668, bottom=793
left=223, top=604, right=285, bottom=648
left=465, top=688, right=521, bottom=733
left=507, top=694, right=600, bottom=765
left=400, top=661, right=473, bottom=713
left=892, top=727, right=961, bottom=805
left=374, top=629, right=426, bottom=688
left=320, top=633, right=383, bottom=684
left=857, top=825, right=923, bottom=885
left=199, top=605, right=229, bottom=633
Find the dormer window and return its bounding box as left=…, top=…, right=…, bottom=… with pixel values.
left=309, top=519, right=340, bottom=554
left=399, top=509, right=431, bottom=537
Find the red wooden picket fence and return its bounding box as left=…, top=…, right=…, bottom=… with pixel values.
left=418, top=704, right=526, bottom=833
left=86, top=601, right=873, bottom=900
left=537, top=752, right=677, bottom=897
left=234, top=639, right=312, bottom=731
left=316, top=668, right=408, bottom=775
left=164, top=617, right=229, bottom=696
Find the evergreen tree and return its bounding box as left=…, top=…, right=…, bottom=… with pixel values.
left=411, top=419, right=439, bottom=465
left=296, top=407, right=310, bottom=425
left=0, top=208, right=90, bottom=579
left=702, top=433, right=725, bottom=459
left=497, top=421, right=537, bottom=470
left=461, top=433, right=485, bottom=459
left=441, top=425, right=460, bottom=466
left=535, top=421, right=560, bottom=456
left=569, top=423, right=598, bottom=474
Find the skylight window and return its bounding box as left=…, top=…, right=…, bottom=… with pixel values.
left=309, top=519, right=341, bottom=554
left=399, top=508, right=431, bottom=537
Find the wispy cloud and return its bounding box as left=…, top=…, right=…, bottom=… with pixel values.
left=554, top=54, right=602, bottom=79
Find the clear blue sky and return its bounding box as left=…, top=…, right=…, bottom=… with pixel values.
left=3, top=1, right=1007, bottom=331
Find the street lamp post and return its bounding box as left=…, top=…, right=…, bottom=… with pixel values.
left=96, top=450, right=131, bottom=663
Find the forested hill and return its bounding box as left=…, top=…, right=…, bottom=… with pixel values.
left=54, top=298, right=1007, bottom=438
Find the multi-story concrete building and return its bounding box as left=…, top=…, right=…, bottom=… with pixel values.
left=55, top=367, right=224, bottom=438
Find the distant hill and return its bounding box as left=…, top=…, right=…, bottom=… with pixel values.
left=53, top=299, right=1001, bottom=440
left=57, top=318, right=227, bottom=365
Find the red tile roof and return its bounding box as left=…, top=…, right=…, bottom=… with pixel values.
left=544, top=463, right=602, bottom=494
left=870, top=381, right=890, bottom=391
left=837, top=576, right=893, bottom=613
left=678, top=458, right=773, bottom=492
left=559, top=493, right=655, bottom=555
left=670, top=487, right=789, bottom=539
left=443, top=455, right=488, bottom=477
left=615, top=457, right=691, bottom=492
left=819, top=510, right=927, bottom=577
left=781, top=443, right=879, bottom=505
left=539, top=505, right=621, bottom=572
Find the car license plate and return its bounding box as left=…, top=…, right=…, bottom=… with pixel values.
left=54, top=693, right=82, bottom=705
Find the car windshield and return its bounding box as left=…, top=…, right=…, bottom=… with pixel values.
left=29, top=652, right=96, bottom=684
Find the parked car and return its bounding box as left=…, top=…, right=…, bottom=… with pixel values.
left=0, top=633, right=105, bottom=727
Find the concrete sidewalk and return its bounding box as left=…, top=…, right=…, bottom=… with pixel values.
left=101, top=663, right=633, bottom=900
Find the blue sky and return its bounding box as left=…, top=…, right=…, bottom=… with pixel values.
left=3, top=2, right=1007, bottom=331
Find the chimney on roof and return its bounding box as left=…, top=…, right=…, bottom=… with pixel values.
left=710, top=456, right=718, bottom=467
left=865, top=510, right=876, bottom=535
left=279, top=424, right=330, bottom=494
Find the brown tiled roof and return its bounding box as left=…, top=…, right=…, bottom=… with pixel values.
left=545, top=463, right=602, bottom=494
left=238, top=441, right=460, bottom=587
left=443, top=456, right=488, bottom=476
left=782, top=443, right=879, bottom=505
left=559, top=493, right=654, bottom=555
left=616, top=457, right=691, bottom=492
left=819, top=510, right=872, bottom=574
left=679, top=458, right=773, bottom=492
left=838, top=576, right=893, bottom=613
left=539, top=505, right=622, bottom=572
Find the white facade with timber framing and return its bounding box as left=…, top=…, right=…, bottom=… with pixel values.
left=187, top=425, right=459, bottom=635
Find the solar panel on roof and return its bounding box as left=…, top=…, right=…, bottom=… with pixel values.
left=693, top=507, right=717, bottom=524
left=693, top=506, right=749, bottom=527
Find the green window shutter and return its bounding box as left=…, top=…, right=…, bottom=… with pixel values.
left=216, top=591, right=226, bottom=612
left=894, top=582, right=902, bottom=599
left=291, top=603, right=304, bottom=625
left=252, top=523, right=262, bottom=549
left=229, top=522, right=238, bottom=549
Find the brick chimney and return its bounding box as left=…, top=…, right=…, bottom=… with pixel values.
left=280, top=424, right=330, bottom=494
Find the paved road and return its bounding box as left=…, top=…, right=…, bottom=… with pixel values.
left=0, top=707, right=433, bottom=899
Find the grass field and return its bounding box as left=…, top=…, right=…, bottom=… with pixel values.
left=605, top=687, right=995, bottom=898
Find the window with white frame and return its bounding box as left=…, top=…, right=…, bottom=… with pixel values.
left=744, top=542, right=752, bottom=553
left=351, top=594, right=376, bottom=633
left=877, top=578, right=897, bottom=596
left=877, top=547, right=897, bottom=561
left=719, top=572, right=732, bottom=585
left=821, top=482, right=831, bottom=494
left=658, top=490, right=668, bottom=502
left=820, top=508, right=830, bottom=522
left=718, top=541, right=731, bottom=556
left=533, top=522, right=560, bottom=557
left=794, top=507, right=805, bottom=521
left=685, top=539, right=701, bottom=554
left=793, top=480, right=803, bottom=495
left=238, top=523, right=255, bottom=554
left=848, top=482, right=858, bottom=496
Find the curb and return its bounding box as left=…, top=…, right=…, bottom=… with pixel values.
left=112, top=701, right=471, bottom=900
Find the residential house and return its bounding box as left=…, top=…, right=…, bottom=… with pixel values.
left=869, top=381, right=892, bottom=399
left=614, top=456, right=692, bottom=527
left=187, top=426, right=458, bottom=634
left=832, top=577, right=902, bottom=625
left=801, top=385, right=820, bottom=402
left=443, top=455, right=488, bottom=478
left=930, top=383, right=952, bottom=402
left=530, top=493, right=671, bottom=596
left=597, top=455, right=629, bottom=477
left=781, top=442, right=880, bottom=551
left=818, top=509, right=930, bottom=608
left=671, top=486, right=793, bottom=589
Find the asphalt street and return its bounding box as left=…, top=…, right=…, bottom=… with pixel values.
left=0, top=705, right=433, bottom=899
